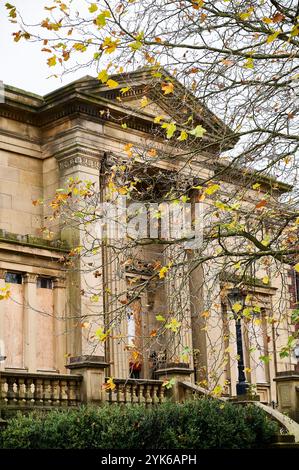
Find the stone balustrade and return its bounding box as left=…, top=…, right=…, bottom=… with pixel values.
left=0, top=371, right=82, bottom=410
left=105, top=378, right=166, bottom=405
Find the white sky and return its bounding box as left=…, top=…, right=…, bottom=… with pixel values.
left=0, top=0, right=90, bottom=96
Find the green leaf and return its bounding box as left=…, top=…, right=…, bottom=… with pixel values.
left=161, top=122, right=176, bottom=139
left=156, top=314, right=165, bottom=322
left=95, top=10, right=111, bottom=28
left=189, top=124, right=206, bottom=138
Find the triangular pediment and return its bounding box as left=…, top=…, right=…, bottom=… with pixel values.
left=78, top=68, right=237, bottom=150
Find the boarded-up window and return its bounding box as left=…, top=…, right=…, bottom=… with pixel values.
left=3, top=284, right=24, bottom=368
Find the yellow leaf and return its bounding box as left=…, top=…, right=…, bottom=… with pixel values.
left=156, top=314, right=166, bottom=322
left=47, top=55, right=57, bottom=67
left=98, top=69, right=108, bottom=83
left=95, top=327, right=110, bottom=342
left=244, top=57, right=254, bottom=69
left=89, top=3, right=98, bottom=13
left=103, top=377, right=116, bottom=391
left=124, top=143, right=133, bottom=157
left=177, top=130, right=188, bottom=141
left=262, top=275, right=269, bottom=285
left=267, top=31, right=280, bottom=43
left=161, top=82, right=174, bottom=95
left=294, top=263, right=299, bottom=273
left=120, top=86, right=131, bottom=94
left=232, top=303, right=243, bottom=313
left=262, top=17, right=273, bottom=24
left=205, top=184, right=220, bottom=195
left=106, top=79, right=119, bottom=88
left=154, top=115, right=165, bottom=124
left=102, top=37, right=120, bottom=54
left=161, top=122, right=177, bottom=139
left=165, top=318, right=181, bottom=333
left=159, top=266, right=169, bottom=278
left=252, top=183, right=261, bottom=190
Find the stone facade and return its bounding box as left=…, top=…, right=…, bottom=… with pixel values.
left=0, top=71, right=298, bottom=413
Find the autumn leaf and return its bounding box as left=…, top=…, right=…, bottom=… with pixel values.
left=88, top=3, right=98, bottom=13
left=262, top=17, right=273, bottom=24
left=232, top=303, right=243, bottom=314
left=156, top=314, right=166, bottom=322
left=165, top=318, right=181, bottom=333
left=47, top=55, right=57, bottom=67
left=189, top=124, right=206, bottom=138
left=244, top=57, right=254, bottom=69
left=161, top=82, right=174, bottom=95
left=162, top=378, right=176, bottom=389
left=120, top=86, right=131, bottom=94
left=267, top=31, right=280, bottom=43
left=205, top=184, right=220, bottom=195
left=154, top=115, right=165, bottom=124
left=95, top=327, right=110, bottom=342
left=177, top=130, right=188, bottom=141
left=252, top=183, right=261, bottom=190
left=294, top=263, right=299, bottom=273
left=91, top=294, right=100, bottom=302
left=159, top=266, right=169, bottom=278
left=124, top=143, right=133, bottom=157
left=262, top=275, right=269, bottom=285
left=102, top=37, right=120, bottom=54
left=272, top=12, right=285, bottom=23
left=98, top=69, right=108, bottom=83
left=161, top=122, right=177, bottom=139
left=95, top=10, right=111, bottom=28
left=106, top=79, right=119, bottom=88
left=103, top=377, right=116, bottom=391
left=147, top=148, right=157, bottom=157
left=255, top=199, right=267, bottom=209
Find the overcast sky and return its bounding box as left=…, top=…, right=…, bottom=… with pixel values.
left=0, top=0, right=89, bottom=95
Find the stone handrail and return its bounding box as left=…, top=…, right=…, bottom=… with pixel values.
left=0, top=371, right=83, bottom=409
left=105, top=378, right=166, bottom=405
left=255, top=402, right=299, bottom=442
left=178, top=381, right=227, bottom=402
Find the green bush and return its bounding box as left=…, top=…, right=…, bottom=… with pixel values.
left=0, top=398, right=278, bottom=449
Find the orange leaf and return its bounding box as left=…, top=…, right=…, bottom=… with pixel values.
left=161, top=82, right=174, bottom=95
left=255, top=199, right=267, bottom=209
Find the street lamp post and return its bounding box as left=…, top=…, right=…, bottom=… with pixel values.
left=228, top=288, right=249, bottom=396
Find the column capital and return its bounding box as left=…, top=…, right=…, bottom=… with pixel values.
left=53, top=277, right=66, bottom=289
left=23, top=273, right=38, bottom=284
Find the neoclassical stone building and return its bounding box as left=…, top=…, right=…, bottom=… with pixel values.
left=0, top=70, right=298, bottom=419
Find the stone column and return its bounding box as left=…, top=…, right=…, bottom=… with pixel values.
left=55, top=146, right=107, bottom=366
left=0, top=269, right=7, bottom=372
left=53, top=277, right=67, bottom=373
left=23, top=273, right=38, bottom=372
left=155, top=244, right=194, bottom=383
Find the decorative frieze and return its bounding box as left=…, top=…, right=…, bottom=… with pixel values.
left=58, top=155, right=101, bottom=171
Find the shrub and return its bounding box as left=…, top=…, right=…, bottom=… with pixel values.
left=0, top=398, right=278, bottom=449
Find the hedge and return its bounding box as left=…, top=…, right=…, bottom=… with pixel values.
left=0, top=398, right=278, bottom=449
